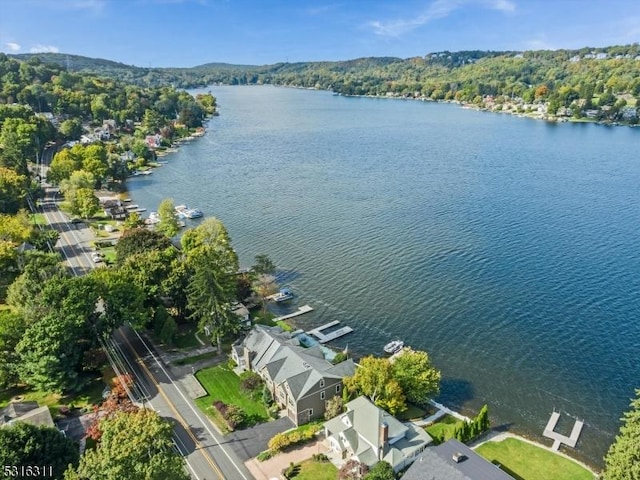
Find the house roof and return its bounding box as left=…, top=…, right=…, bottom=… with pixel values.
left=401, top=439, right=515, bottom=480
left=245, top=325, right=355, bottom=401
left=324, top=396, right=431, bottom=470
left=0, top=403, right=55, bottom=429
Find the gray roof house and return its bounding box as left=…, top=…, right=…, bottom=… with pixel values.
left=401, top=439, right=515, bottom=480
left=324, top=396, right=432, bottom=472
left=232, top=325, right=355, bottom=426
left=0, top=402, right=55, bottom=429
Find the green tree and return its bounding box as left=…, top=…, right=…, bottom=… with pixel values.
left=16, top=310, right=88, bottom=392
left=364, top=461, right=395, bottom=480
left=69, top=187, right=100, bottom=219
left=66, top=410, right=189, bottom=480
left=324, top=395, right=344, bottom=420
left=602, top=389, right=640, bottom=480
left=60, top=170, right=95, bottom=197
left=122, top=211, right=144, bottom=229
left=344, top=356, right=406, bottom=415
left=0, top=309, right=26, bottom=387
left=59, top=118, right=83, bottom=140
left=91, top=267, right=147, bottom=332
left=115, top=227, right=172, bottom=265
left=0, top=167, right=29, bottom=214
left=156, top=198, right=180, bottom=238
left=390, top=348, right=440, bottom=404
left=159, top=315, right=177, bottom=345
left=0, top=422, right=79, bottom=479
left=186, top=244, right=239, bottom=354
left=48, top=148, right=83, bottom=184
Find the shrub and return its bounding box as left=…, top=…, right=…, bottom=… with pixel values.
left=283, top=462, right=300, bottom=479
left=257, top=449, right=275, bottom=462
left=313, top=453, right=329, bottom=462
left=212, top=400, right=246, bottom=430
left=267, top=424, right=321, bottom=452
left=332, top=352, right=349, bottom=364
left=262, top=385, right=274, bottom=407
left=240, top=371, right=262, bottom=393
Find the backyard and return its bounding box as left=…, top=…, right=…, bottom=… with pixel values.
left=475, top=438, right=596, bottom=480
left=195, top=364, right=270, bottom=432
left=424, top=414, right=465, bottom=443
left=292, top=458, right=337, bottom=480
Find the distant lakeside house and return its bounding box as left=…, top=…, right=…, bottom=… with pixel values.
left=232, top=325, right=355, bottom=426
left=323, top=395, right=432, bottom=473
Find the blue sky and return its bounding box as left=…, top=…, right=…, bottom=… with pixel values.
left=1, top=0, right=640, bottom=67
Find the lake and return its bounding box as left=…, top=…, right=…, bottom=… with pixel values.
left=127, top=85, right=640, bottom=467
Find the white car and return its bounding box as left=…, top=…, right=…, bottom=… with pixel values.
left=91, top=253, right=103, bottom=263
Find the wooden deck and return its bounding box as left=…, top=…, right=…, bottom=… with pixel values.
left=542, top=411, right=584, bottom=451
left=273, top=305, right=314, bottom=322
left=307, top=321, right=353, bottom=344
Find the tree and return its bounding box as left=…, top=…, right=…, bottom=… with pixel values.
left=186, top=244, right=239, bottom=354
left=344, top=356, right=407, bottom=415
left=159, top=315, right=178, bottom=345
left=0, top=310, right=26, bottom=387
left=253, top=253, right=276, bottom=275
left=68, top=187, right=100, bottom=219
left=59, top=118, right=83, bottom=140
left=156, top=198, right=180, bottom=238
left=115, top=227, right=172, bottom=264
left=60, top=170, right=95, bottom=197
left=338, top=459, right=369, bottom=480
left=324, top=395, right=344, bottom=420
left=66, top=410, right=189, bottom=480
left=16, top=310, right=88, bottom=392
left=91, top=267, right=147, bottom=333
left=390, top=348, right=440, bottom=404
left=253, top=273, right=277, bottom=313
left=122, top=211, right=144, bottom=229
left=0, top=167, right=29, bottom=214
left=0, top=422, right=79, bottom=479
left=364, top=461, right=395, bottom=480
left=48, top=148, right=83, bottom=184
left=602, top=389, right=640, bottom=480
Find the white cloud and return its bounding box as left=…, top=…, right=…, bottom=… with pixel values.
left=369, top=0, right=516, bottom=37
left=5, top=42, right=21, bottom=52
left=30, top=44, right=60, bottom=53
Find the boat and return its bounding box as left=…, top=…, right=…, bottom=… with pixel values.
left=184, top=209, right=203, bottom=219
left=272, top=287, right=294, bottom=303
left=383, top=340, right=404, bottom=355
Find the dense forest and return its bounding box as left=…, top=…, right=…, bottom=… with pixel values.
left=11, top=44, right=640, bottom=123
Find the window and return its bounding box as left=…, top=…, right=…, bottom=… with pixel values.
left=336, top=384, right=341, bottom=393
left=309, top=408, right=313, bottom=416
left=320, top=379, right=325, bottom=388
left=320, top=391, right=325, bottom=400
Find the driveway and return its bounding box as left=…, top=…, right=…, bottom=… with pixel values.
left=245, top=439, right=328, bottom=480
left=224, top=416, right=295, bottom=461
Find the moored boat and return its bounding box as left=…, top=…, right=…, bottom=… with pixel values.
left=383, top=340, right=404, bottom=355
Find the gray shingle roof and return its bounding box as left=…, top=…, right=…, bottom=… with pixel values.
left=401, top=439, right=515, bottom=480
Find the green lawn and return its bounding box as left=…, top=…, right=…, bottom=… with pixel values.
left=475, top=438, right=595, bottom=480
left=195, top=364, right=269, bottom=431
left=398, top=403, right=427, bottom=421
left=425, top=414, right=464, bottom=444
left=173, top=323, right=201, bottom=349
left=295, top=459, right=338, bottom=480
left=30, top=213, right=47, bottom=226
left=0, top=376, right=106, bottom=418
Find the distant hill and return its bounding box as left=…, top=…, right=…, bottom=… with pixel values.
left=10, top=45, right=640, bottom=109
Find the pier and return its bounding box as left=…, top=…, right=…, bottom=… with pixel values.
left=307, top=321, right=353, bottom=344
left=273, top=305, right=314, bottom=322
left=542, top=411, right=584, bottom=451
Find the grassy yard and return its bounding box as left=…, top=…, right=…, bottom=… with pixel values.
left=475, top=438, right=595, bottom=480
left=424, top=414, right=464, bottom=443
left=397, top=403, right=427, bottom=421
left=173, top=323, right=201, bottom=349
left=195, top=364, right=269, bottom=431
left=0, top=376, right=106, bottom=418
left=295, top=459, right=338, bottom=480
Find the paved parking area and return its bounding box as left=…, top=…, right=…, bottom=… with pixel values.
left=245, top=439, right=328, bottom=480
left=224, top=416, right=295, bottom=461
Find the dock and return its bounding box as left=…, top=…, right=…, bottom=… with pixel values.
left=542, top=411, right=584, bottom=451
left=307, top=321, right=353, bottom=344
left=273, top=305, right=314, bottom=322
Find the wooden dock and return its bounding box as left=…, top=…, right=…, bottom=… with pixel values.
left=542, top=411, right=584, bottom=451
left=273, top=305, right=314, bottom=322
left=307, top=321, right=353, bottom=344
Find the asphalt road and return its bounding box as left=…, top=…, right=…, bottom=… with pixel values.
left=39, top=192, right=253, bottom=479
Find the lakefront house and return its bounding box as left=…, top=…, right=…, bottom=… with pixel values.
left=232, top=325, right=355, bottom=426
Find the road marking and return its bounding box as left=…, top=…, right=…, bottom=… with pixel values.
left=119, top=331, right=225, bottom=480
left=129, top=327, right=251, bottom=480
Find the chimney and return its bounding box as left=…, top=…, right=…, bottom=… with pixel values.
left=243, top=348, right=251, bottom=372
left=378, top=422, right=389, bottom=460
left=452, top=452, right=466, bottom=463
